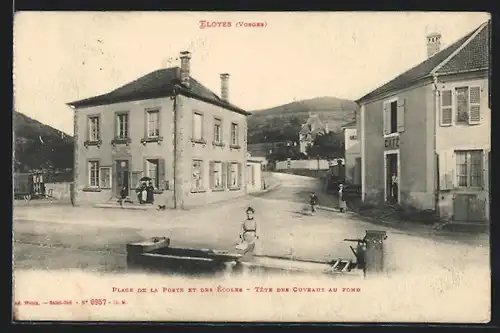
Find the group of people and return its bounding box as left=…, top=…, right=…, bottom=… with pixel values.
left=309, top=183, right=347, bottom=214
left=119, top=180, right=156, bottom=207
left=236, top=184, right=348, bottom=260
left=136, top=181, right=155, bottom=204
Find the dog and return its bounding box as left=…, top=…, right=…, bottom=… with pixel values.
left=157, top=205, right=167, bottom=211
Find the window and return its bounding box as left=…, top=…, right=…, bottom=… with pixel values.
left=455, top=86, right=482, bottom=125
left=230, top=162, right=239, bottom=188
left=231, top=123, right=239, bottom=145
left=389, top=101, right=397, bottom=134
left=147, top=110, right=160, bottom=138
left=213, top=118, right=222, bottom=143
left=210, top=161, right=223, bottom=189
left=88, top=161, right=100, bottom=187
left=455, top=87, right=469, bottom=124
left=191, top=159, right=203, bottom=191
left=116, top=113, right=129, bottom=139
left=88, top=116, right=100, bottom=141
left=456, top=150, right=483, bottom=188
left=99, top=167, right=111, bottom=189
left=145, top=159, right=159, bottom=188
left=193, top=112, right=203, bottom=140
left=384, top=100, right=402, bottom=135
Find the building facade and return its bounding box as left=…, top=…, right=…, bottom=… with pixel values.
left=68, top=51, right=251, bottom=209
left=298, top=113, right=328, bottom=155
left=246, top=154, right=264, bottom=193
left=357, top=21, right=490, bottom=223
left=342, top=120, right=361, bottom=185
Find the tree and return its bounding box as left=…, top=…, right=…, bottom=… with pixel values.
left=306, top=131, right=345, bottom=160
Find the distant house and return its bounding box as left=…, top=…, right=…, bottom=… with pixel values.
left=357, top=21, right=490, bottom=224
left=67, top=51, right=251, bottom=209
left=341, top=119, right=361, bottom=185
left=298, top=113, right=329, bottom=154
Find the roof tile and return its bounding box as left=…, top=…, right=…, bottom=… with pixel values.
left=68, top=67, right=249, bottom=115
left=357, top=21, right=489, bottom=103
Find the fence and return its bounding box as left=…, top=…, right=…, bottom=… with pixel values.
left=276, top=159, right=331, bottom=170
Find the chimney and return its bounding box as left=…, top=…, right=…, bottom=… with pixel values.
left=220, top=73, right=230, bottom=101
left=426, top=33, right=442, bottom=58
left=179, top=51, right=191, bottom=87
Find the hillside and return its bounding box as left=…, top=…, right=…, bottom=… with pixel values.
left=247, top=96, right=358, bottom=146
left=13, top=111, right=74, bottom=173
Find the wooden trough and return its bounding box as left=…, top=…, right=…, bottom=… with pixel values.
left=126, top=230, right=388, bottom=278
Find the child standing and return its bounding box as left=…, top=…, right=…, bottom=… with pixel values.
left=309, top=192, right=319, bottom=214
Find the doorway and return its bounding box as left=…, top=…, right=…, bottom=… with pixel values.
left=115, top=160, right=130, bottom=197
left=385, top=152, right=399, bottom=204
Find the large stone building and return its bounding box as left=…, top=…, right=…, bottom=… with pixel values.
left=68, top=51, right=251, bottom=209
left=357, top=21, right=490, bottom=224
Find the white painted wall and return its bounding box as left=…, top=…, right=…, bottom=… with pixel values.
left=246, top=161, right=263, bottom=192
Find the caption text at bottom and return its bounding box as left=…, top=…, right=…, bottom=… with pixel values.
left=113, top=286, right=362, bottom=293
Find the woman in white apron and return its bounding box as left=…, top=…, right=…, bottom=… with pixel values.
left=235, top=207, right=259, bottom=262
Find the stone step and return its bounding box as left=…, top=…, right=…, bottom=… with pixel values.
left=94, top=203, right=156, bottom=210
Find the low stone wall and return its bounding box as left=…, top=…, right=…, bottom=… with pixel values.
left=45, top=182, right=72, bottom=201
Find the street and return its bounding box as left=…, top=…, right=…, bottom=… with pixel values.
left=13, top=173, right=490, bottom=322
left=13, top=173, right=488, bottom=273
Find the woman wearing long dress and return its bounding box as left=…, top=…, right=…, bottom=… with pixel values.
left=235, top=207, right=259, bottom=262
left=146, top=181, right=155, bottom=204
left=140, top=182, right=147, bottom=204
left=338, top=184, right=347, bottom=213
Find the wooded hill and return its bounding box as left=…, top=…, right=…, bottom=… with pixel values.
left=13, top=111, right=73, bottom=173
left=247, top=96, right=358, bottom=145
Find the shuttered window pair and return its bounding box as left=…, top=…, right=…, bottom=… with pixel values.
left=438, top=150, right=483, bottom=190
left=142, top=158, right=166, bottom=190
left=383, top=99, right=405, bottom=135
left=440, top=86, right=481, bottom=126
left=208, top=161, right=243, bottom=189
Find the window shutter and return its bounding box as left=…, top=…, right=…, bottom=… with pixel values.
left=144, top=111, right=148, bottom=138
left=383, top=102, right=390, bottom=135
left=438, top=150, right=456, bottom=190
left=112, top=163, right=117, bottom=193
left=397, top=99, right=405, bottom=132
left=468, top=86, right=481, bottom=125
left=440, top=90, right=453, bottom=126
left=209, top=161, right=214, bottom=189
left=438, top=152, right=448, bottom=190
left=86, top=117, right=90, bottom=141
left=113, top=114, right=118, bottom=139
left=448, top=150, right=456, bottom=189
left=227, top=163, right=232, bottom=188
left=238, top=163, right=243, bottom=187
left=221, top=162, right=227, bottom=188
left=158, top=158, right=166, bottom=190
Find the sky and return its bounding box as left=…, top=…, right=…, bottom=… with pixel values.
left=13, top=11, right=490, bottom=135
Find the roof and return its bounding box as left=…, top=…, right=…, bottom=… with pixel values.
left=67, top=67, right=250, bottom=116
left=356, top=20, right=490, bottom=104
left=299, top=114, right=325, bottom=135
left=341, top=119, right=357, bottom=129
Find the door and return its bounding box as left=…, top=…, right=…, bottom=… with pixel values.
left=453, top=194, right=486, bottom=223
left=386, top=153, right=398, bottom=204
left=115, top=160, right=130, bottom=197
